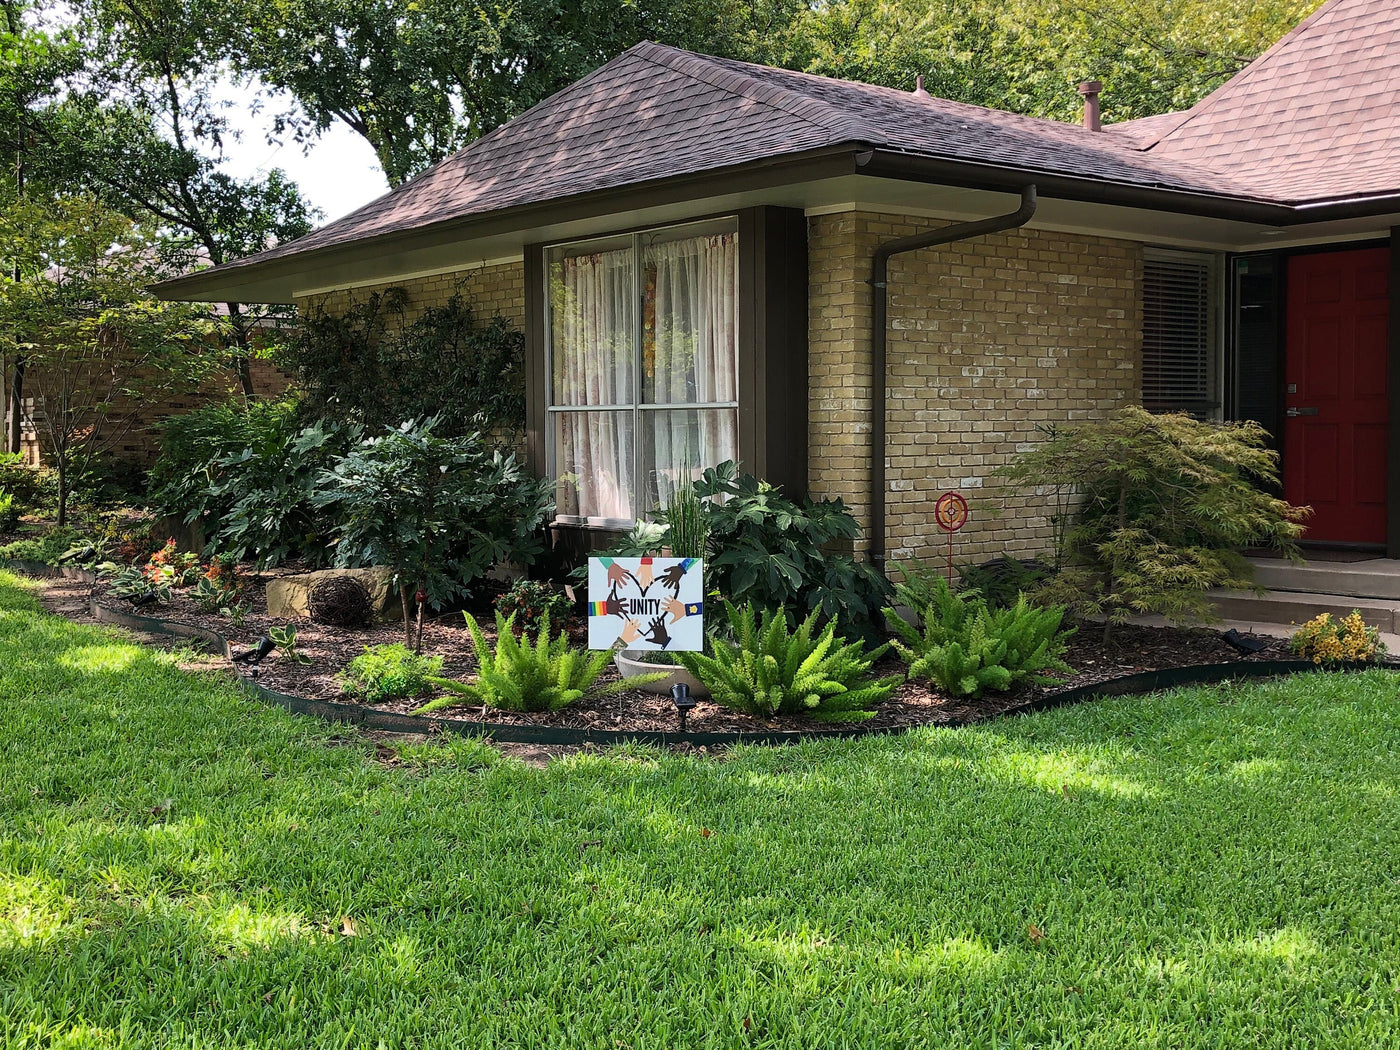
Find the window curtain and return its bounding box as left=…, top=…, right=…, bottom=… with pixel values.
left=553, top=247, right=634, bottom=519
left=644, top=233, right=738, bottom=506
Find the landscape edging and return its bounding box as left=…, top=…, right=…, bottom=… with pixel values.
left=3, top=559, right=1387, bottom=747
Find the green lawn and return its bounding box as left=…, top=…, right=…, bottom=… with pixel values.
left=2, top=569, right=1399, bottom=1049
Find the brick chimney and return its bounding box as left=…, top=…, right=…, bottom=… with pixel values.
left=1077, top=80, right=1103, bottom=131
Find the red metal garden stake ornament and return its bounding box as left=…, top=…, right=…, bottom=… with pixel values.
left=934, top=492, right=969, bottom=582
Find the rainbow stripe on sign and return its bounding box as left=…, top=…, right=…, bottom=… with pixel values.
left=588, top=600, right=611, bottom=617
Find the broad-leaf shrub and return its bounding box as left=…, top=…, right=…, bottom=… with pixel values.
left=701, top=463, right=892, bottom=638
left=494, top=578, right=573, bottom=637
left=0, top=492, right=17, bottom=532
left=884, top=571, right=1073, bottom=698
left=149, top=400, right=355, bottom=566
left=581, top=464, right=889, bottom=638
left=418, top=611, right=659, bottom=713
left=678, top=601, right=901, bottom=721
left=339, top=644, right=443, bottom=703
left=289, top=289, right=526, bottom=438
left=315, top=418, right=553, bottom=648
left=999, top=407, right=1306, bottom=631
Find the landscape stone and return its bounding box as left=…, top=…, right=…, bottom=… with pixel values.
left=266, top=567, right=403, bottom=622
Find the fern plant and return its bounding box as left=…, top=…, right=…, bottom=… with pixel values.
left=418, top=611, right=664, bottom=714
left=678, top=602, right=900, bottom=722
left=340, top=644, right=443, bottom=702
left=884, top=573, right=1074, bottom=698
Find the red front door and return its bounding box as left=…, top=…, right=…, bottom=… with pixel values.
left=1284, top=247, right=1391, bottom=545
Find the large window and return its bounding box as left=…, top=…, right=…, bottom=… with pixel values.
left=1142, top=249, right=1221, bottom=417
left=546, top=218, right=739, bottom=525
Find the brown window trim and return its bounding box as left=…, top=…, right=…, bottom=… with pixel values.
left=525, top=205, right=808, bottom=545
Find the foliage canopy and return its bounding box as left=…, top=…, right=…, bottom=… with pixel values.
left=999, top=406, right=1308, bottom=630
left=315, top=418, right=553, bottom=648
left=288, top=287, right=526, bottom=439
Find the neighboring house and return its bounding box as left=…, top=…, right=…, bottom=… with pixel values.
left=156, top=0, right=1399, bottom=566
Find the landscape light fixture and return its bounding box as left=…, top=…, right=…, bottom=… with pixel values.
left=671, top=681, right=696, bottom=732
left=232, top=635, right=276, bottom=677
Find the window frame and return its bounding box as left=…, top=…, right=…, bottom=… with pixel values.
left=1141, top=247, right=1226, bottom=419
left=543, top=216, right=741, bottom=529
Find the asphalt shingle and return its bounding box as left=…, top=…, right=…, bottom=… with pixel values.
left=188, top=1, right=1398, bottom=281
left=1111, top=0, right=1400, bottom=203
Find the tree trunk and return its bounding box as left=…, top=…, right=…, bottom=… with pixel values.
left=1102, top=484, right=1129, bottom=645
left=414, top=584, right=425, bottom=655
left=5, top=354, right=23, bottom=456
left=401, top=583, right=414, bottom=646
left=225, top=303, right=256, bottom=398
left=55, top=452, right=67, bottom=527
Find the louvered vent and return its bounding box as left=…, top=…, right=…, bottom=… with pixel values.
left=1142, top=254, right=1215, bottom=414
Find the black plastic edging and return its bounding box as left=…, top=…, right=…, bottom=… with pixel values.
left=3, top=559, right=1390, bottom=747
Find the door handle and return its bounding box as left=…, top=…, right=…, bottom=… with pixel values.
left=1286, top=407, right=1319, bottom=417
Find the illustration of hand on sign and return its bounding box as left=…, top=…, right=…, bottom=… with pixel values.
left=589, top=557, right=704, bottom=651
left=659, top=563, right=688, bottom=595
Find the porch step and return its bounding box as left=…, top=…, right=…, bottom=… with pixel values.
left=1207, top=589, right=1400, bottom=635
left=1247, top=556, right=1400, bottom=601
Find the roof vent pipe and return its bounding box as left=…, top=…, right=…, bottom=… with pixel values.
left=867, top=184, right=1038, bottom=571
left=1077, top=80, right=1103, bottom=131
left=913, top=75, right=931, bottom=99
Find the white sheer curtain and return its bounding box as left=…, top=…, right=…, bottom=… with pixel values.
left=550, top=228, right=738, bottom=521
left=644, top=232, right=738, bottom=507
left=552, top=247, right=634, bottom=519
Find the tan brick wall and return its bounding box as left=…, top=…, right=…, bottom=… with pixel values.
left=295, top=260, right=525, bottom=328
left=807, top=209, right=1142, bottom=568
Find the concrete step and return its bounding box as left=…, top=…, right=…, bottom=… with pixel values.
left=1208, top=588, right=1400, bottom=634
left=1247, top=557, right=1400, bottom=600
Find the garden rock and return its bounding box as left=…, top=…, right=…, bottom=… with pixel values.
left=267, top=567, right=402, bottom=623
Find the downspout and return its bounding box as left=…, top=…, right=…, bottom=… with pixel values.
left=868, top=184, right=1038, bottom=569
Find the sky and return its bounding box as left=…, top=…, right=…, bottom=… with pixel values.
left=215, top=79, right=391, bottom=225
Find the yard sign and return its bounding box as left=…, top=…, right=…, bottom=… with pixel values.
left=587, top=557, right=704, bottom=651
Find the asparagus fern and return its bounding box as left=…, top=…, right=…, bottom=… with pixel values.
left=418, top=611, right=663, bottom=714
left=679, top=602, right=901, bottom=722
left=884, top=573, right=1073, bottom=698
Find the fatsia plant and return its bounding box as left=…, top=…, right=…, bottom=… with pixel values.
left=999, top=407, right=1308, bottom=638
left=315, top=417, right=553, bottom=650
left=417, top=611, right=663, bottom=714
left=693, top=462, right=890, bottom=641
left=678, top=601, right=901, bottom=722
left=884, top=570, right=1073, bottom=699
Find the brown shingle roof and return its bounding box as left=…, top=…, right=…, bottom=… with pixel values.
left=168, top=6, right=1399, bottom=290
left=187, top=41, right=1265, bottom=283
left=1117, top=0, right=1400, bottom=203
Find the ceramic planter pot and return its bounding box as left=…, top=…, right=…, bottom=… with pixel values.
left=613, top=649, right=711, bottom=699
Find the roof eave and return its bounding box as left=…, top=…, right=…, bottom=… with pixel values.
left=858, top=149, right=1299, bottom=225
left=154, top=145, right=1399, bottom=304
left=153, top=145, right=873, bottom=302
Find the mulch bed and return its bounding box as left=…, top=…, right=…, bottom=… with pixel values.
left=69, top=570, right=1298, bottom=735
